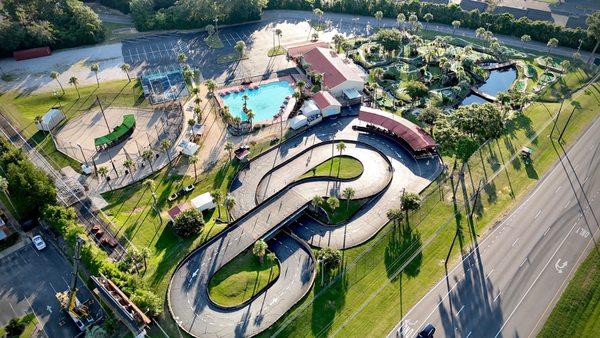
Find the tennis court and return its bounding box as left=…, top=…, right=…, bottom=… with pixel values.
left=141, top=70, right=189, bottom=104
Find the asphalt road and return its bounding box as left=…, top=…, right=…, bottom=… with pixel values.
left=0, top=238, right=103, bottom=338
left=387, top=115, right=600, bottom=338
left=169, top=119, right=442, bottom=337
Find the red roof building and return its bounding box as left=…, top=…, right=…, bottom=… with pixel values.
left=358, top=107, right=438, bottom=153
left=313, top=91, right=342, bottom=117
left=286, top=41, right=330, bottom=59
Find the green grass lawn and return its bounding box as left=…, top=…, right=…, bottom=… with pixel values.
left=268, top=46, right=287, bottom=57
left=208, top=249, right=280, bottom=307
left=0, top=79, right=147, bottom=137
left=217, top=53, right=249, bottom=64
left=539, top=249, right=600, bottom=337
left=299, top=156, right=363, bottom=180
left=320, top=199, right=364, bottom=224
left=257, top=76, right=600, bottom=337
left=103, top=21, right=136, bottom=42
left=0, top=313, right=38, bottom=337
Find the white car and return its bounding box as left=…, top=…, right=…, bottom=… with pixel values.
left=32, top=235, right=46, bottom=251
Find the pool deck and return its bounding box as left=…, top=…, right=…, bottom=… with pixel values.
left=214, top=75, right=298, bottom=126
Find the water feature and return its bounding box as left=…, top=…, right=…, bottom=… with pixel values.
left=460, top=67, right=517, bottom=106
left=221, top=81, right=294, bottom=122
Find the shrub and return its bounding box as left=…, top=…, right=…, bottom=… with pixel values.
left=173, top=209, right=204, bottom=237
left=5, top=317, right=25, bottom=336
left=130, top=289, right=162, bottom=317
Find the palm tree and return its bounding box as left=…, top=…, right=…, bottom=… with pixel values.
left=342, top=187, right=355, bottom=211
left=245, top=109, right=255, bottom=127
left=193, top=106, right=202, bottom=124
left=224, top=194, right=236, bottom=220
left=452, top=20, right=461, bottom=34
left=189, top=155, right=198, bottom=181
left=224, top=141, right=234, bottom=161
left=205, top=79, right=217, bottom=94
left=401, top=191, right=421, bottom=220
left=475, top=27, right=486, bottom=40
left=560, top=60, right=571, bottom=74
left=275, top=28, right=283, bottom=47
left=0, top=175, right=18, bottom=216
left=242, top=93, right=250, bottom=112
left=408, top=14, right=418, bottom=32
left=547, top=38, right=559, bottom=56
left=142, top=149, right=154, bottom=172
left=332, top=34, right=345, bottom=53
left=235, top=41, right=246, bottom=60
left=143, top=179, right=158, bottom=208
left=423, top=13, right=433, bottom=26
left=69, top=76, right=80, bottom=98
left=386, top=208, right=404, bottom=227
left=374, top=11, right=383, bottom=28
left=90, top=63, right=100, bottom=87
left=97, top=166, right=111, bottom=189
left=140, top=247, right=150, bottom=274
left=50, top=71, right=64, bottom=94
left=396, top=13, right=406, bottom=30
left=336, top=141, right=346, bottom=156
left=520, top=34, right=531, bottom=49
left=178, top=52, right=187, bottom=64
left=160, top=139, right=172, bottom=163
left=327, top=196, right=339, bottom=212
left=120, top=63, right=131, bottom=82
left=210, top=189, right=223, bottom=218
left=311, top=195, right=324, bottom=211
left=253, top=239, right=268, bottom=264
left=123, top=159, right=135, bottom=182
left=313, top=8, right=324, bottom=27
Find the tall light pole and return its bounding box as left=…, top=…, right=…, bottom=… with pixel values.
left=77, top=143, right=89, bottom=166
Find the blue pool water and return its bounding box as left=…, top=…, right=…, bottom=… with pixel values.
left=222, top=81, right=294, bottom=122
left=460, top=68, right=517, bottom=106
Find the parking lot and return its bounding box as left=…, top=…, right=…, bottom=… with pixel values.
left=0, top=238, right=103, bottom=337
left=121, top=21, right=297, bottom=82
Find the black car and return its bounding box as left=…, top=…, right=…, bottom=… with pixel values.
left=417, top=323, right=435, bottom=338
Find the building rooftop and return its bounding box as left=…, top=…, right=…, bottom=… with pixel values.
left=313, top=91, right=341, bottom=110
left=358, top=107, right=438, bottom=152
left=302, top=47, right=364, bottom=90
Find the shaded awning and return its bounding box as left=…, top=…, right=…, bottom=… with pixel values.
left=358, top=107, right=438, bottom=152
left=343, top=88, right=362, bottom=100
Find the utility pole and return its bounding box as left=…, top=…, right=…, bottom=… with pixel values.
left=97, top=96, right=111, bottom=133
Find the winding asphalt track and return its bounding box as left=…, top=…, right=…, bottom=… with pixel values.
left=387, top=116, right=600, bottom=338
left=169, top=117, right=442, bottom=337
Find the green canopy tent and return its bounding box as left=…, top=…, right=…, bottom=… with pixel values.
left=94, top=114, right=136, bottom=150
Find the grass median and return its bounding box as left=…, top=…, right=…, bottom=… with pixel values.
left=299, top=155, right=363, bottom=180
left=208, top=249, right=280, bottom=307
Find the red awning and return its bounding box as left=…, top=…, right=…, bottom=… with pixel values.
left=358, top=107, right=438, bottom=152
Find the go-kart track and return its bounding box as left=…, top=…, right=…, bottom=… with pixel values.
left=168, top=118, right=443, bottom=337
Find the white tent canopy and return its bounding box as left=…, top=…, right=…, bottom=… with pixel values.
left=179, top=140, right=200, bottom=156
left=191, top=192, right=216, bottom=212
left=37, top=108, right=65, bottom=131
left=300, top=100, right=320, bottom=118
left=289, top=115, right=308, bottom=130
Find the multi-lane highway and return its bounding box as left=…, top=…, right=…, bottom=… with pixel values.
left=388, top=116, right=600, bottom=338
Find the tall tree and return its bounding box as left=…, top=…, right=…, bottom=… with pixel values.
left=224, top=141, right=234, bottom=161
left=123, top=159, right=135, bottom=182
left=401, top=192, right=421, bottom=220
left=386, top=208, right=404, bottom=227
left=69, top=76, right=80, bottom=98
left=210, top=189, right=223, bottom=218
left=50, top=71, right=64, bottom=94
left=160, top=139, right=172, bottom=163
left=224, top=194, right=236, bottom=220
left=520, top=34, right=531, bottom=49
left=452, top=20, right=461, bottom=34
left=253, top=239, right=268, bottom=263
left=342, top=187, right=355, bottom=211
left=396, top=13, right=406, bottom=30
left=586, top=11, right=600, bottom=64
left=120, top=63, right=131, bottom=82
left=374, top=11, right=383, bottom=28
left=311, top=195, right=324, bottom=211
left=142, top=149, right=154, bottom=172
left=235, top=40, right=246, bottom=60
left=0, top=175, right=18, bottom=216
left=327, top=196, right=339, bottom=212
left=90, top=63, right=100, bottom=87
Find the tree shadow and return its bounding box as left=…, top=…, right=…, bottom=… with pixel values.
left=310, top=264, right=348, bottom=337
left=483, top=181, right=497, bottom=204
left=384, top=221, right=423, bottom=280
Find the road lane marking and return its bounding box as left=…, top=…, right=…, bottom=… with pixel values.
left=511, top=238, right=519, bottom=247
left=543, top=226, right=551, bottom=237
left=519, top=258, right=527, bottom=268
left=493, top=207, right=582, bottom=338
left=456, top=305, right=465, bottom=316
left=493, top=291, right=502, bottom=303
left=534, top=210, right=542, bottom=219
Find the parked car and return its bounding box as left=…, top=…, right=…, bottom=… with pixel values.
left=31, top=235, right=46, bottom=251
left=417, top=323, right=435, bottom=338
left=183, top=184, right=195, bottom=194
left=168, top=192, right=179, bottom=202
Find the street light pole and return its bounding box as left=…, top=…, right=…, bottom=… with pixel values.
left=77, top=143, right=89, bottom=166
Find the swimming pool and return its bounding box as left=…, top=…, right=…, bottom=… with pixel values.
left=221, top=81, right=294, bottom=122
